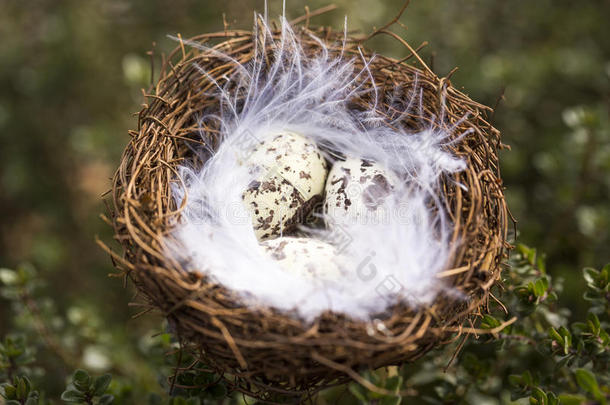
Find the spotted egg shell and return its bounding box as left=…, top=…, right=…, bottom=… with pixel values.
left=260, top=236, right=343, bottom=281
left=242, top=132, right=328, bottom=240
left=324, top=157, right=399, bottom=227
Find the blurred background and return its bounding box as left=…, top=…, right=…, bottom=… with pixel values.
left=0, top=0, right=608, bottom=400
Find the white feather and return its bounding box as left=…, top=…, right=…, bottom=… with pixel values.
left=166, top=15, right=467, bottom=321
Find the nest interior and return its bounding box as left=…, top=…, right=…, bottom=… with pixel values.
left=102, top=16, right=509, bottom=399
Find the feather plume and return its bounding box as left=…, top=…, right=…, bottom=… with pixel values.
left=165, top=15, right=468, bottom=321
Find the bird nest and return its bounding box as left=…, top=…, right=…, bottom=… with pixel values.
left=101, top=9, right=509, bottom=402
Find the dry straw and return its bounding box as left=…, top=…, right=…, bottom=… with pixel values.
left=100, top=5, right=511, bottom=401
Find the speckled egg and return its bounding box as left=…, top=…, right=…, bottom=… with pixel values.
left=260, top=237, right=342, bottom=281
left=242, top=132, right=328, bottom=240
left=324, top=157, right=399, bottom=227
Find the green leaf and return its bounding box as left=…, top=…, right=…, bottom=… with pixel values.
left=548, top=327, right=562, bottom=344
left=481, top=315, right=501, bottom=329
left=536, top=254, right=547, bottom=273
left=534, top=278, right=548, bottom=297
left=92, top=374, right=112, bottom=396
left=508, top=374, right=522, bottom=387
left=574, top=369, right=601, bottom=397
left=522, top=370, right=534, bottom=386
left=587, top=312, right=601, bottom=330
left=98, top=394, right=114, bottom=405
left=61, top=389, right=85, bottom=402
left=384, top=375, right=402, bottom=393
left=348, top=383, right=368, bottom=402
left=361, top=369, right=380, bottom=385
left=558, top=394, right=588, bottom=405
left=531, top=387, right=547, bottom=403
left=547, top=392, right=559, bottom=405
left=583, top=267, right=598, bottom=285
left=23, top=376, right=32, bottom=393
left=2, top=384, right=17, bottom=400
left=380, top=396, right=401, bottom=405
left=16, top=378, right=27, bottom=399
left=600, top=264, right=610, bottom=284
left=73, top=369, right=91, bottom=391
left=517, top=244, right=536, bottom=265
left=558, top=326, right=572, bottom=354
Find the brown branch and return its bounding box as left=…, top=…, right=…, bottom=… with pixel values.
left=362, top=0, right=411, bottom=42
left=290, top=4, right=338, bottom=25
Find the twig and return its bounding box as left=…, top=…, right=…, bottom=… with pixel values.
left=311, top=352, right=417, bottom=397
left=362, top=0, right=411, bottom=42
left=444, top=333, right=469, bottom=372
left=444, top=316, right=517, bottom=335
left=290, top=4, right=338, bottom=25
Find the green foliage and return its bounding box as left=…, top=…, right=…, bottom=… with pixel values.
left=1, top=246, right=609, bottom=404
left=0, top=1, right=609, bottom=404
left=0, top=335, right=35, bottom=381
left=583, top=265, right=610, bottom=318
left=1, top=375, right=39, bottom=405
left=319, top=245, right=609, bottom=404
left=60, top=369, right=113, bottom=405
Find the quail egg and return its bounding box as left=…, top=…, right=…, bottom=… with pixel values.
left=242, top=132, right=328, bottom=240
left=260, top=236, right=342, bottom=281
left=324, top=157, right=399, bottom=227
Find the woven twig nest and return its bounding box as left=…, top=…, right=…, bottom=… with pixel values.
left=103, top=11, right=508, bottom=401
